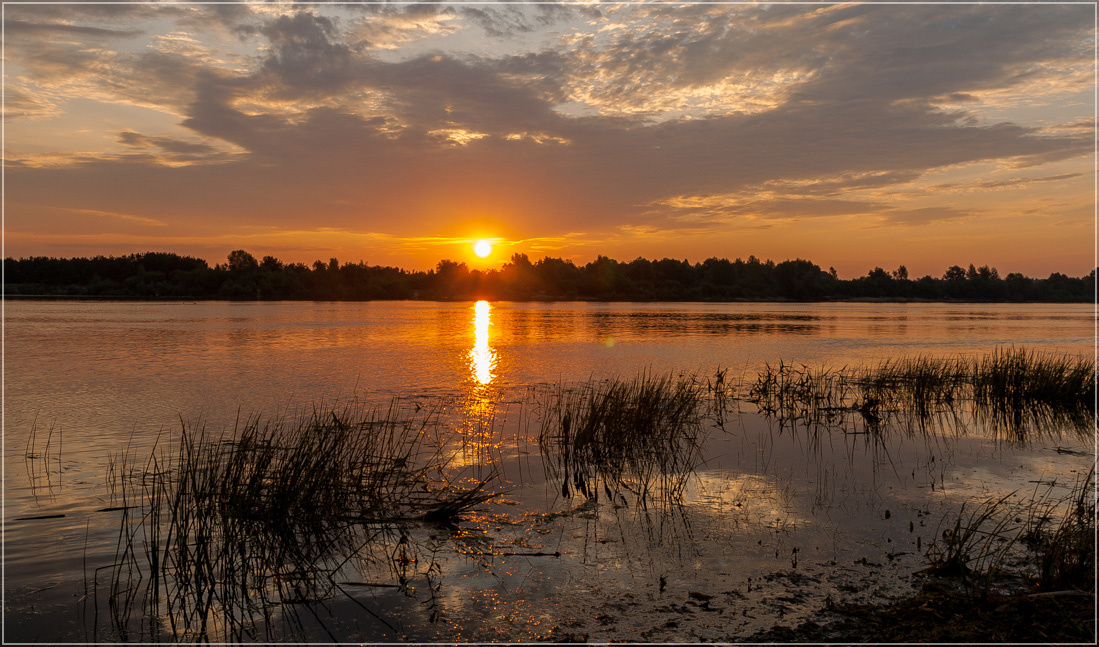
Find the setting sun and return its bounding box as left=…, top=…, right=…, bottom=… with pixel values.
left=473, top=240, right=493, bottom=258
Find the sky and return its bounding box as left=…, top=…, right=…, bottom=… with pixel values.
left=4, top=1, right=1095, bottom=278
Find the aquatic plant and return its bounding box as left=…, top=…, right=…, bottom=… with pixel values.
left=1026, top=470, right=1096, bottom=592
left=857, top=355, right=968, bottom=416
left=97, top=401, right=498, bottom=642
left=748, top=361, right=852, bottom=427
left=537, top=372, right=705, bottom=507
left=707, top=367, right=734, bottom=426
left=921, top=493, right=1021, bottom=588
left=921, top=473, right=1096, bottom=601
left=972, top=346, right=1095, bottom=411
left=745, top=348, right=1095, bottom=439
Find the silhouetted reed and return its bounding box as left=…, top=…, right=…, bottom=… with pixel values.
left=921, top=471, right=1096, bottom=600
left=858, top=355, right=968, bottom=415
left=537, top=372, right=706, bottom=508
left=922, top=493, right=1021, bottom=594
left=99, top=401, right=497, bottom=642
left=746, top=348, right=1094, bottom=439
left=973, top=346, right=1095, bottom=412
left=748, top=361, right=852, bottom=426
left=1025, top=469, right=1095, bottom=592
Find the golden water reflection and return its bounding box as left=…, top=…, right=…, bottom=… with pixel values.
left=470, top=300, right=496, bottom=385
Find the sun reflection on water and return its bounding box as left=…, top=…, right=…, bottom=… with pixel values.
left=470, top=300, right=496, bottom=385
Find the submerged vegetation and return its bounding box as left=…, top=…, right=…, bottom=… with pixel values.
left=5, top=250, right=1094, bottom=301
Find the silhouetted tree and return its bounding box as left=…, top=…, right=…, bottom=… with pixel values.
left=4, top=251, right=1091, bottom=302
left=227, top=250, right=259, bottom=273
left=943, top=265, right=967, bottom=282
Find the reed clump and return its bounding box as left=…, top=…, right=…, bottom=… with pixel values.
left=858, top=355, right=968, bottom=415
left=746, top=347, right=1094, bottom=437
left=1025, top=470, right=1095, bottom=592
left=921, top=493, right=1020, bottom=587
left=749, top=361, right=851, bottom=426
left=973, top=347, right=1095, bottom=411
left=538, top=372, right=705, bottom=506
left=920, top=473, right=1096, bottom=601
left=100, top=401, right=497, bottom=642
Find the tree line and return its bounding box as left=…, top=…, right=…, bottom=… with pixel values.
left=4, top=250, right=1094, bottom=302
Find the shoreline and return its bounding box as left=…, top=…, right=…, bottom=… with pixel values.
left=3, top=294, right=1092, bottom=304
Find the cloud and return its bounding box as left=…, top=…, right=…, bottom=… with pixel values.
left=880, top=206, right=974, bottom=226
left=3, top=86, right=59, bottom=119
left=458, top=4, right=574, bottom=39
left=54, top=206, right=166, bottom=227
left=5, top=19, right=142, bottom=39
left=4, top=3, right=1093, bottom=263
left=929, top=172, right=1084, bottom=194
left=346, top=5, right=461, bottom=50
left=255, top=12, right=354, bottom=91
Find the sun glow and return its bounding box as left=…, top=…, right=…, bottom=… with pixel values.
left=473, top=240, right=493, bottom=258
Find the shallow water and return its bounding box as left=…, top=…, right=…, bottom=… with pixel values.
left=4, top=300, right=1093, bottom=642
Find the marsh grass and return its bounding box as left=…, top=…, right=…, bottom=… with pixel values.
left=748, top=361, right=852, bottom=427
left=921, top=473, right=1096, bottom=601
left=973, top=347, right=1095, bottom=411
left=537, top=372, right=706, bottom=508
left=858, top=356, right=968, bottom=416
left=1024, top=469, right=1096, bottom=592
left=922, top=493, right=1021, bottom=590
left=707, top=367, right=734, bottom=426
left=99, top=401, right=498, bottom=642
left=746, top=348, right=1094, bottom=439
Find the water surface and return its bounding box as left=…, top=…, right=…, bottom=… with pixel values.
left=5, top=301, right=1093, bottom=642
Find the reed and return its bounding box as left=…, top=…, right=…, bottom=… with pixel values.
left=538, top=372, right=705, bottom=507
left=922, top=493, right=1022, bottom=597
left=858, top=355, right=968, bottom=415
left=745, top=348, right=1095, bottom=438
left=707, top=367, right=733, bottom=426
left=972, top=346, right=1095, bottom=411
left=921, top=473, right=1096, bottom=600
left=99, top=400, right=498, bottom=642
left=1027, top=469, right=1096, bottom=592
left=748, top=361, right=852, bottom=426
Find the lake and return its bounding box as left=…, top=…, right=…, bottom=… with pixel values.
left=4, top=300, right=1094, bottom=642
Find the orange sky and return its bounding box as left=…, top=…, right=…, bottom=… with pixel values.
left=4, top=3, right=1095, bottom=278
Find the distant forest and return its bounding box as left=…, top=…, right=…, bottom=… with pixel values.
left=4, top=250, right=1094, bottom=302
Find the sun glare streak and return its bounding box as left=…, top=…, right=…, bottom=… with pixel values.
left=470, top=300, right=496, bottom=385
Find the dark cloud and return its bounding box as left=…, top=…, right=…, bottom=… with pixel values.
left=458, top=4, right=572, bottom=39
left=255, top=12, right=355, bottom=92
left=930, top=172, right=1084, bottom=193
left=5, top=3, right=1093, bottom=244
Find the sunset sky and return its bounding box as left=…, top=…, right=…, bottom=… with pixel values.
left=4, top=2, right=1095, bottom=278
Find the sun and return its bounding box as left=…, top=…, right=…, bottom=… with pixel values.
left=473, top=240, right=493, bottom=258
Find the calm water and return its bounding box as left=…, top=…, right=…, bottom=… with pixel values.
left=4, top=301, right=1094, bottom=642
